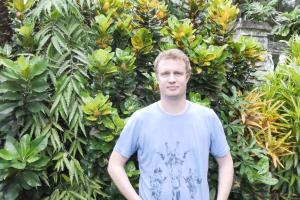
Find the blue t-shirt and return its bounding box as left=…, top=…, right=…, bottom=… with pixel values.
left=114, top=101, right=230, bottom=200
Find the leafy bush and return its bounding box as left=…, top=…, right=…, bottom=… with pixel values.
left=257, top=35, right=300, bottom=198
left=242, top=0, right=278, bottom=22
left=272, top=6, right=300, bottom=39
left=239, top=0, right=300, bottom=40
left=0, top=134, right=49, bottom=199
left=215, top=87, right=278, bottom=200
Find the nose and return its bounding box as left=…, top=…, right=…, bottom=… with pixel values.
left=168, top=73, right=176, bottom=82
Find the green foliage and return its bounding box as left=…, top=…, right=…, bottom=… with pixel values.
left=272, top=6, right=300, bottom=38
left=241, top=1, right=299, bottom=40
left=134, top=0, right=168, bottom=23
left=164, top=15, right=196, bottom=47
left=0, top=56, right=49, bottom=136
left=115, top=48, right=136, bottom=74
left=115, top=13, right=134, bottom=39
left=43, top=177, right=108, bottom=200
left=82, top=93, right=126, bottom=197
left=242, top=0, right=278, bottom=22
left=207, top=0, right=239, bottom=35
left=82, top=93, right=124, bottom=150
left=120, top=95, right=143, bottom=115
left=241, top=89, right=294, bottom=168
left=217, top=88, right=278, bottom=199
left=0, top=44, right=13, bottom=59
left=82, top=93, right=114, bottom=124
left=288, top=34, right=300, bottom=65
left=0, top=134, right=49, bottom=200
left=29, top=0, right=83, bottom=18
left=9, top=0, right=35, bottom=13
left=231, top=36, right=265, bottom=64
left=88, top=48, right=117, bottom=76
left=188, top=91, right=211, bottom=107
left=239, top=144, right=278, bottom=186
left=224, top=36, right=265, bottom=92
left=256, top=36, right=300, bottom=198
left=17, top=23, right=35, bottom=47
left=94, top=14, right=116, bottom=48
left=189, top=44, right=228, bottom=68
left=131, top=28, right=153, bottom=54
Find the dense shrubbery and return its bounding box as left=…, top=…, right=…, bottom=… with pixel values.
left=0, top=0, right=299, bottom=199
left=240, top=0, right=300, bottom=40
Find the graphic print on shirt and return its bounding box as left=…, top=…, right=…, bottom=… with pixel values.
left=149, top=168, right=167, bottom=200
left=184, top=168, right=202, bottom=199
left=149, top=141, right=201, bottom=200
left=160, top=141, right=187, bottom=200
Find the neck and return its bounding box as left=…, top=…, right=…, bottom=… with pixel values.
left=159, top=96, right=187, bottom=115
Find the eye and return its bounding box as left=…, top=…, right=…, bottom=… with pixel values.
left=160, top=72, right=170, bottom=77
left=174, top=72, right=184, bottom=77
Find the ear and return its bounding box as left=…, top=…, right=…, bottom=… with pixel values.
left=155, top=72, right=160, bottom=83
left=186, top=73, right=190, bottom=82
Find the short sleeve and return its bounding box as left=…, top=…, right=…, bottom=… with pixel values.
left=209, top=110, right=230, bottom=158
left=113, top=111, right=140, bottom=158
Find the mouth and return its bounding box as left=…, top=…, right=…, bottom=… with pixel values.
left=167, top=86, right=178, bottom=90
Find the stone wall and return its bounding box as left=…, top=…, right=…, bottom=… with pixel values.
left=233, top=19, right=274, bottom=76
left=268, top=40, right=289, bottom=66
left=233, top=19, right=289, bottom=75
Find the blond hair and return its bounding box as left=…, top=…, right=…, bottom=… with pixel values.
left=153, top=49, right=191, bottom=75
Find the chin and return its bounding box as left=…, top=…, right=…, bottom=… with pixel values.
left=164, top=94, right=185, bottom=99
left=165, top=92, right=179, bottom=96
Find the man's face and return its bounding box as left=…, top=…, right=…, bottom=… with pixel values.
left=156, top=58, right=189, bottom=99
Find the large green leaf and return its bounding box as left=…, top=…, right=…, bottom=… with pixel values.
left=22, top=171, right=41, bottom=187
left=0, top=81, right=23, bottom=93
left=3, top=182, right=21, bottom=200
left=258, top=174, right=279, bottom=185
left=31, top=156, right=49, bottom=168
left=19, top=134, right=31, bottom=158
left=101, top=134, right=114, bottom=142
left=0, top=58, right=16, bottom=70
left=102, top=117, right=115, bottom=129
left=0, top=159, right=11, bottom=170
left=29, top=134, right=48, bottom=156
left=27, top=155, right=40, bottom=163
left=89, top=49, right=115, bottom=68
left=256, top=156, right=269, bottom=175
left=95, top=14, right=114, bottom=33
left=31, top=75, right=48, bottom=92
left=0, top=92, right=22, bottom=101
left=30, top=57, right=48, bottom=78
left=99, top=143, right=111, bottom=154
left=0, top=70, right=19, bottom=80
left=27, top=102, right=45, bottom=113
left=19, top=25, right=33, bottom=38
left=11, top=161, right=26, bottom=169
left=13, top=0, right=35, bottom=12
left=4, top=136, right=19, bottom=156
left=0, top=149, right=16, bottom=160
left=16, top=56, right=30, bottom=79
left=51, top=36, right=63, bottom=55
left=131, top=28, right=153, bottom=53
left=0, top=102, right=18, bottom=115
left=125, top=161, right=139, bottom=177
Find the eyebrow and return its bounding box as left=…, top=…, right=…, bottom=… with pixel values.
left=160, top=70, right=185, bottom=73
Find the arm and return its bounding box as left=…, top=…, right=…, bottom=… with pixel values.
left=215, top=152, right=234, bottom=200
left=107, top=151, right=141, bottom=200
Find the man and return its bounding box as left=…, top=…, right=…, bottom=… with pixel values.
left=108, top=49, right=234, bottom=200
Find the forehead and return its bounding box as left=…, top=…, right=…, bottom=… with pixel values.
left=157, top=58, right=186, bottom=72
